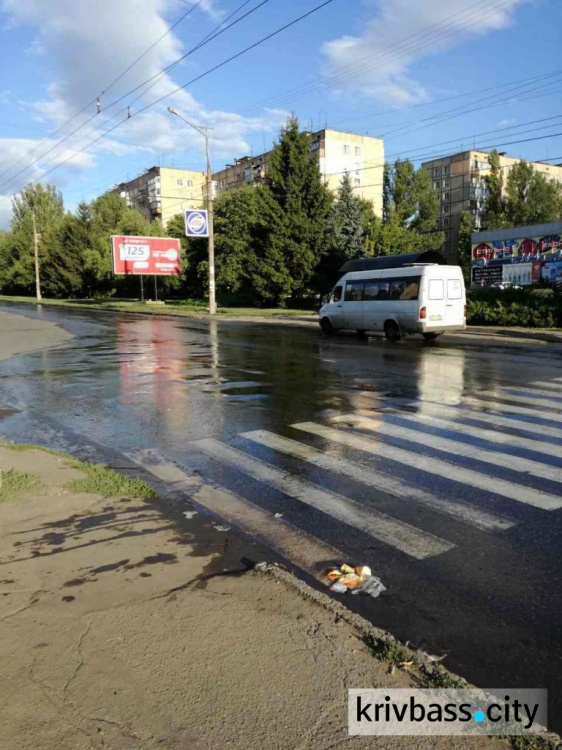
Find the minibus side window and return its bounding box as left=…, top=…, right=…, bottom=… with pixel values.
left=364, top=280, right=389, bottom=301
left=428, top=279, right=444, bottom=300
left=331, top=285, right=343, bottom=303
left=447, top=279, right=462, bottom=299
left=388, top=277, right=421, bottom=300
left=344, top=281, right=364, bottom=302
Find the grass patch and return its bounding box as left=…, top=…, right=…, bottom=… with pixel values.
left=362, top=633, right=410, bottom=665
left=0, top=440, right=157, bottom=500
left=0, top=469, right=39, bottom=503
left=0, top=295, right=315, bottom=319
left=68, top=463, right=158, bottom=499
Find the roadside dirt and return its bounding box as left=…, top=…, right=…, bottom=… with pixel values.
left=0, top=444, right=517, bottom=750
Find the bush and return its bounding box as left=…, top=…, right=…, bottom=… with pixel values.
left=466, top=288, right=562, bottom=328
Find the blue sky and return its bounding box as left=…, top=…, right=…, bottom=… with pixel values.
left=0, top=0, right=560, bottom=227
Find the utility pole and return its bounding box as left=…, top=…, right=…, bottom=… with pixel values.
left=204, top=126, right=216, bottom=315
left=167, top=106, right=216, bottom=314
left=32, top=209, right=41, bottom=301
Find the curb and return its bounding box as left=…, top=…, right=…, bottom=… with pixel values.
left=255, top=562, right=562, bottom=749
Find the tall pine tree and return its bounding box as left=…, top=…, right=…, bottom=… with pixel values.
left=257, top=117, right=332, bottom=304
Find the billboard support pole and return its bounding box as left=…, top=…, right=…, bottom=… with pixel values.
left=139, top=275, right=144, bottom=303
left=154, top=276, right=158, bottom=301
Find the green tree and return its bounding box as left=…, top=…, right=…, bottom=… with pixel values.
left=257, top=117, right=333, bottom=304
left=458, top=211, right=474, bottom=285
left=380, top=159, right=443, bottom=252
left=329, top=173, right=364, bottom=260
left=314, top=174, right=365, bottom=293
left=485, top=150, right=505, bottom=229
left=4, top=183, right=66, bottom=293
left=504, top=160, right=561, bottom=226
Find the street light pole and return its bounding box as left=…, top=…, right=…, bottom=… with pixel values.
left=167, top=106, right=216, bottom=315
left=32, top=209, right=41, bottom=302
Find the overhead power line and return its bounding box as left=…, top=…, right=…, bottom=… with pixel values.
left=0, top=0, right=206, bottom=185
left=0, top=0, right=273, bottom=195
left=3, top=0, right=341, bottom=195
left=242, top=0, right=518, bottom=116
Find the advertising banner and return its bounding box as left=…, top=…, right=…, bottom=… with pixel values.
left=503, top=263, right=534, bottom=286
left=471, top=233, right=562, bottom=263
left=472, top=266, right=503, bottom=286
left=111, top=236, right=181, bottom=276
left=542, top=260, right=562, bottom=284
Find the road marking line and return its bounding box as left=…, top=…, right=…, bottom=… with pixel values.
left=529, top=381, right=562, bottom=392
left=463, top=397, right=562, bottom=424
left=329, top=415, right=562, bottom=483
left=403, top=401, right=562, bottom=442
left=193, top=439, right=455, bottom=560
left=501, top=387, right=562, bottom=401
left=125, top=450, right=344, bottom=577
left=334, top=411, right=562, bottom=460
left=292, top=423, right=562, bottom=511
left=242, top=430, right=514, bottom=532
left=480, top=391, right=562, bottom=411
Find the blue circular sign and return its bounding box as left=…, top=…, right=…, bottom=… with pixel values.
left=186, top=211, right=208, bottom=236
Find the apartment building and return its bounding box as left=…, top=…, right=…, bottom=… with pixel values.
left=422, top=150, right=562, bottom=263
left=110, top=166, right=206, bottom=228
left=212, top=129, right=385, bottom=217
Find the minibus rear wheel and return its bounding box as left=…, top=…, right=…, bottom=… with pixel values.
left=423, top=332, right=440, bottom=341
left=320, top=317, right=334, bottom=335
left=384, top=320, right=401, bottom=342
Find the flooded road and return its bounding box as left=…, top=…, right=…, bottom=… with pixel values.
left=1, top=302, right=561, bottom=729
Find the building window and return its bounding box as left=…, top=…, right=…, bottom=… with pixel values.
left=177, top=178, right=183, bottom=186
left=443, top=179, right=450, bottom=188
left=187, top=180, right=193, bottom=187
left=443, top=166, right=449, bottom=176
left=433, top=167, right=441, bottom=177
left=443, top=204, right=450, bottom=214
left=433, top=181, right=440, bottom=190
left=343, top=145, right=350, bottom=155
left=443, top=217, right=450, bottom=227
left=442, top=192, right=449, bottom=201
left=354, top=178, right=361, bottom=186
left=355, top=146, right=361, bottom=156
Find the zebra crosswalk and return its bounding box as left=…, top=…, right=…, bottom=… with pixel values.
left=127, top=378, right=562, bottom=581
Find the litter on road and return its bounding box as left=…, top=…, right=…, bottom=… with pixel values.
left=325, top=564, right=385, bottom=598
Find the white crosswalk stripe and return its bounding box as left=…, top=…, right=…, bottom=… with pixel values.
left=479, top=391, right=562, bottom=411
left=292, top=422, right=562, bottom=511
left=327, top=415, right=562, bottom=483
left=124, top=450, right=346, bottom=579
left=462, top=397, right=562, bottom=424
left=241, top=430, right=514, bottom=531
left=193, top=438, right=455, bottom=559
left=404, top=401, right=562, bottom=441
left=529, top=381, right=562, bottom=392
left=502, top=386, right=562, bottom=401
left=331, top=410, right=562, bottom=460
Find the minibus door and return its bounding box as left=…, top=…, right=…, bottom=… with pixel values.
left=342, top=280, right=364, bottom=329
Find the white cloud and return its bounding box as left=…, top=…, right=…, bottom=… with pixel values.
left=0, top=90, right=10, bottom=104
left=497, top=117, right=517, bottom=128
left=322, top=0, right=530, bottom=105
left=0, top=0, right=285, bottom=209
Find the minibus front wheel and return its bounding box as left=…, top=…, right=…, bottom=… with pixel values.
left=320, top=317, right=334, bottom=336
left=384, top=320, right=401, bottom=342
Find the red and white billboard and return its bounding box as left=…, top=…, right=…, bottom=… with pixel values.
left=111, top=235, right=181, bottom=276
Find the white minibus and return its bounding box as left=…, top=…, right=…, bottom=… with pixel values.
left=319, top=254, right=466, bottom=341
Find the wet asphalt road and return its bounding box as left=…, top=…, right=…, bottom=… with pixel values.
left=0, top=302, right=561, bottom=730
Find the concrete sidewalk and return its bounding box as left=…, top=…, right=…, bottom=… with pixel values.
left=0, top=443, right=520, bottom=750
